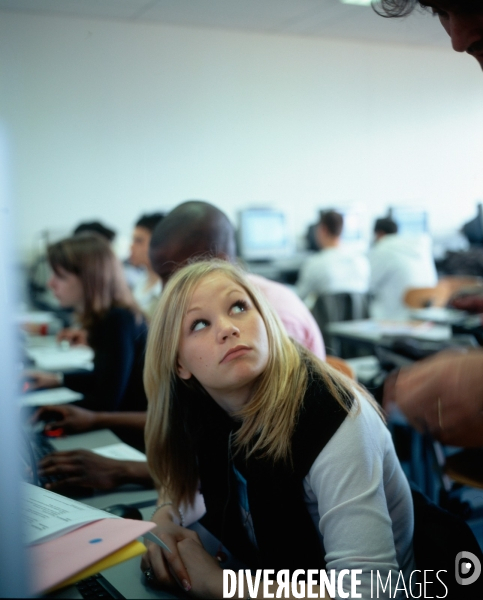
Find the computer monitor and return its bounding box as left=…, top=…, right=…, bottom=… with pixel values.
left=237, top=208, right=292, bottom=261
left=389, top=207, right=428, bottom=235
left=339, top=208, right=364, bottom=242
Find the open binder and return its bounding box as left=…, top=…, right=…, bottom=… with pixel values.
left=22, top=483, right=156, bottom=594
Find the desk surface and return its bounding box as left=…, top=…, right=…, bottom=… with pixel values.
left=326, top=319, right=452, bottom=343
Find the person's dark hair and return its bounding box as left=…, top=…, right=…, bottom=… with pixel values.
left=48, top=233, right=140, bottom=330
left=73, top=221, right=116, bottom=243
left=374, top=217, right=398, bottom=235
left=319, top=210, right=344, bottom=238
left=373, top=0, right=422, bottom=17
left=149, top=200, right=237, bottom=280
left=135, top=212, right=165, bottom=233
left=375, top=1, right=481, bottom=17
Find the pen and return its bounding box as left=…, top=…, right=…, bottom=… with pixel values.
left=143, top=530, right=172, bottom=553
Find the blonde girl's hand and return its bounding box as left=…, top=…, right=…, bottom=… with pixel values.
left=177, top=537, right=224, bottom=598
left=140, top=511, right=199, bottom=592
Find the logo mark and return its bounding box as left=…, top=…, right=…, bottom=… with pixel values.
left=455, top=551, right=481, bottom=586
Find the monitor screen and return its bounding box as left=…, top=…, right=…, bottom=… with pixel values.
left=238, top=209, right=292, bottom=261
left=390, top=207, right=428, bottom=235
left=340, top=209, right=364, bottom=242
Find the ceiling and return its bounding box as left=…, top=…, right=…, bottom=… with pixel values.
left=0, top=0, right=450, bottom=48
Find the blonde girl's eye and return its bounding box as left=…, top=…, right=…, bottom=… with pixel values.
left=191, top=319, right=209, bottom=332
left=231, top=300, right=249, bottom=314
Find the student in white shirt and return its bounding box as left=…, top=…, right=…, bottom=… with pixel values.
left=368, top=218, right=437, bottom=320
left=297, top=210, right=370, bottom=300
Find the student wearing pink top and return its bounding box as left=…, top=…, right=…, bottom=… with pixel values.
left=149, top=200, right=325, bottom=360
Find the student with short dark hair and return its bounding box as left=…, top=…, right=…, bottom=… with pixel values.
left=369, top=216, right=437, bottom=320
left=297, top=209, right=370, bottom=299
left=129, top=212, right=165, bottom=318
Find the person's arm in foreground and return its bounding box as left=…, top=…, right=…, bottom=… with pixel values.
left=38, top=450, right=153, bottom=491
left=384, top=350, right=483, bottom=447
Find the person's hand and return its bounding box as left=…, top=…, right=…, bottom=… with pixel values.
left=26, top=371, right=61, bottom=390
left=56, top=327, right=89, bottom=346
left=449, top=294, right=483, bottom=314
left=385, top=350, right=483, bottom=447
left=38, top=450, right=128, bottom=491
left=140, top=509, right=199, bottom=592
left=32, top=404, right=98, bottom=434
left=177, top=538, right=224, bottom=598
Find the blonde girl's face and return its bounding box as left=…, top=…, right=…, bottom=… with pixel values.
left=176, top=272, right=269, bottom=414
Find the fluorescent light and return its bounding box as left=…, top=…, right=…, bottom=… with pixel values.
left=340, top=0, right=373, bottom=6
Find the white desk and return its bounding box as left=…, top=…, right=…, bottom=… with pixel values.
left=326, top=319, right=453, bottom=344
left=408, top=307, right=469, bottom=325
left=25, top=335, right=94, bottom=372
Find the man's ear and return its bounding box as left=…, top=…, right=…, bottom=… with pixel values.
left=177, top=360, right=192, bottom=380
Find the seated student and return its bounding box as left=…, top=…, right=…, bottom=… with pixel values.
left=297, top=210, right=370, bottom=300
left=368, top=217, right=437, bottom=320
left=29, top=234, right=148, bottom=420
left=140, top=259, right=414, bottom=598
left=129, top=212, right=164, bottom=319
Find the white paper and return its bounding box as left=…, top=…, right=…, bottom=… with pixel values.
left=16, top=312, right=58, bottom=325
left=20, top=387, right=84, bottom=407
left=92, top=443, right=147, bottom=462
left=26, top=345, right=94, bottom=371
left=22, top=483, right=119, bottom=545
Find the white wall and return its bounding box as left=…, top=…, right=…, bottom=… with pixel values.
left=1, top=11, right=482, bottom=257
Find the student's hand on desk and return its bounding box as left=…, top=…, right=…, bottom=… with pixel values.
left=38, top=450, right=127, bottom=490
left=33, top=404, right=98, bottom=434
left=56, top=327, right=88, bottom=346
left=177, top=538, right=224, bottom=598
left=385, top=350, right=483, bottom=447
left=26, top=371, right=61, bottom=390
left=141, top=512, right=199, bottom=593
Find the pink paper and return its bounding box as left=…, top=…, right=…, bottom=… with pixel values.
left=28, top=517, right=155, bottom=593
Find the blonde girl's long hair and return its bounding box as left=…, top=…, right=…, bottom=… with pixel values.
left=47, top=233, right=141, bottom=333
left=144, top=259, right=380, bottom=506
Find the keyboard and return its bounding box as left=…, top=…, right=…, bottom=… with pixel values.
left=29, top=431, right=58, bottom=487
left=75, top=574, right=125, bottom=599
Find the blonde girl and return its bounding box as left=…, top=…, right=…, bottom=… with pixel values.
left=142, top=259, right=414, bottom=598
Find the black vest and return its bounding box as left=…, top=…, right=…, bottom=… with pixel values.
left=180, top=368, right=351, bottom=573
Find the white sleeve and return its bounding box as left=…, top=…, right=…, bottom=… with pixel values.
left=296, top=258, right=316, bottom=300
left=368, top=247, right=387, bottom=293
left=303, top=394, right=406, bottom=599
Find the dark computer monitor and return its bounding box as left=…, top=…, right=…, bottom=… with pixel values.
left=389, top=207, right=428, bottom=235
left=237, top=208, right=292, bottom=261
